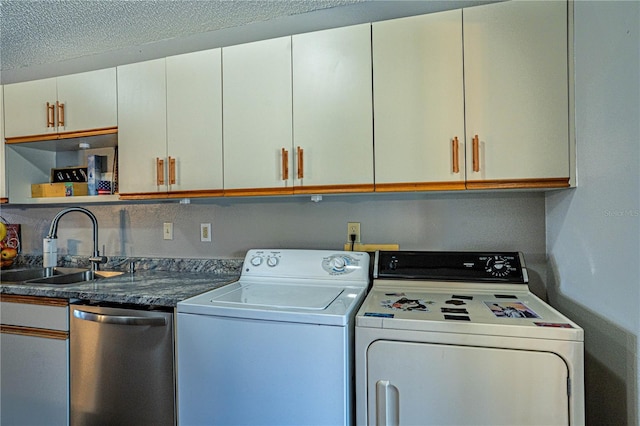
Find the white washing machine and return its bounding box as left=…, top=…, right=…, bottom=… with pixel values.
left=355, top=251, right=584, bottom=426
left=177, top=249, right=370, bottom=426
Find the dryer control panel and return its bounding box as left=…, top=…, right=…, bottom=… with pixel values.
left=374, top=251, right=527, bottom=283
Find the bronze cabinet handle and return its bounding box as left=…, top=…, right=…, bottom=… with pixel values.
left=472, top=134, right=480, bottom=172
left=46, top=102, right=55, bottom=127
left=156, top=158, right=165, bottom=186
left=282, top=148, right=289, bottom=180
left=168, top=157, right=176, bottom=185
left=452, top=136, right=460, bottom=174
left=57, top=101, right=65, bottom=127
left=297, top=146, right=304, bottom=179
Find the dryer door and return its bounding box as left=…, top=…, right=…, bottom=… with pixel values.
left=367, top=340, right=569, bottom=425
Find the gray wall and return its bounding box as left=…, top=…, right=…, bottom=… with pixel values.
left=546, top=1, right=640, bottom=424
left=1, top=192, right=548, bottom=296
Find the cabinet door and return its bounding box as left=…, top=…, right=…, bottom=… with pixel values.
left=166, top=49, right=223, bottom=192
left=1, top=297, right=69, bottom=426
left=117, top=59, right=168, bottom=194
left=292, top=24, right=373, bottom=193
left=1, top=333, right=69, bottom=425
left=373, top=11, right=465, bottom=191
left=464, top=0, right=569, bottom=185
left=56, top=68, right=117, bottom=133
left=223, top=37, right=293, bottom=195
left=4, top=78, right=57, bottom=138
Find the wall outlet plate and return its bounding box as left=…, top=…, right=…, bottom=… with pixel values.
left=347, top=222, right=361, bottom=243
left=200, top=223, right=212, bottom=242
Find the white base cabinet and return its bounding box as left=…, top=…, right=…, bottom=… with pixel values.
left=0, top=296, right=70, bottom=426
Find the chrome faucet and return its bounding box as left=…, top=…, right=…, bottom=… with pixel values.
left=43, top=207, right=107, bottom=272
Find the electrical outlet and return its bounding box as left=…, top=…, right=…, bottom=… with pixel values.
left=201, top=223, right=212, bottom=242
left=163, top=222, right=173, bottom=240
left=347, top=222, right=361, bottom=243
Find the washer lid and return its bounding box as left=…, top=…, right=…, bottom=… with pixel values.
left=210, top=283, right=344, bottom=310
left=178, top=281, right=366, bottom=325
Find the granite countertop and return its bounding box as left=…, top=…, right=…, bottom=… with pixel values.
left=1, top=255, right=243, bottom=307
left=0, top=271, right=240, bottom=307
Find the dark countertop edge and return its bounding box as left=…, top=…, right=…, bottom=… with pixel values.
left=0, top=271, right=240, bottom=308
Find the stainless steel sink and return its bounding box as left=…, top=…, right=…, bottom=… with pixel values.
left=1, top=267, right=124, bottom=285
left=1, top=267, right=85, bottom=283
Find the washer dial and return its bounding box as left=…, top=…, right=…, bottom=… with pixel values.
left=322, top=254, right=359, bottom=275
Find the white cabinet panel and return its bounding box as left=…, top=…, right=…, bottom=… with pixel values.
left=464, top=0, right=570, bottom=183
left=373, top=11, right=465, bottom=190
left=4, top=69, right=117, bottom=138
left=223, top=36, right=293, bottom=194
left=117, top=59, right=168, bottom=194
left=56, top=68, right=117, bottom=133
left=1, top=333, right=69, bottom=426
left=1, top=297, right=69, bottom=426
left=4, top=78, right=57, bottom=137
left=119, top=51, right=224, bottom=197
left=292, top=24, right=374, bottom=191
left=166, top=49, right=223, bottom=192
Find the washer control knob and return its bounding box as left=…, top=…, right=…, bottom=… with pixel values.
left=330, top=257, right=347, bottom=272
left=266, top=256, right=279, bottom=267
left=250, top=256, right=263, bottom=267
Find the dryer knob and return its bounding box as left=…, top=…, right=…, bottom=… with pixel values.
left=267, top=256, right=279, bottom=267
left=250, top=256, right=263, bottom=267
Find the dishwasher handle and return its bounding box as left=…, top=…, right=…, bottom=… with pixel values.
left=73, top=309, right=167, bottom=326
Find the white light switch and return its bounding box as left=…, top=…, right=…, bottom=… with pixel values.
left=163, top=222, right=173, bottom=240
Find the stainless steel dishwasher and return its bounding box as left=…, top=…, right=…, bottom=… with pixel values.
left=70, top=302, right=175, bottom=426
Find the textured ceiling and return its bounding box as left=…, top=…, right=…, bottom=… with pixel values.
left=0, top=0, right=494, bottom=84
left=0, top=0, right=362, bottom=72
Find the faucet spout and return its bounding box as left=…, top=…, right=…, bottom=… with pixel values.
left=44, top=207, right=107, bottom=272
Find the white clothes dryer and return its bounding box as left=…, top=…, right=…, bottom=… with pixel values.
left=355, top=251, right=584, bottom=426
left=177, top=249, right=370, bottom=426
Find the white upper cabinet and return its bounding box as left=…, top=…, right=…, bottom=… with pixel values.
left=292, top=24, right=374, bottom=193
left=166, top=49, right=223, bottom=194
left=372, top=10, right=465, bottom=191
left=223, top=36, right=293, bottom=195
left=3, top=68, right=117, bottom=139
left=463, top=0, right=570, bottom=188
left=117, top=59, right=167, bottom=195
left=117, top=50, right=224, bottom=198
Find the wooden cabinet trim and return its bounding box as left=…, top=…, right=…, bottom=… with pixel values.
left=224, top=187, right=295, bottom=197
left=375, top=182, right=466, bottom=192
left=119, top=189, right=225, bottom=200
left=293, top=184, right=374, bottom=195
left=0, top=324, right=68, bottom=340
left=5, top=126, right=117, bottom=144
left=465, top=178, right=570, bottom=190
left=0, top=294, right=68, bottom=307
